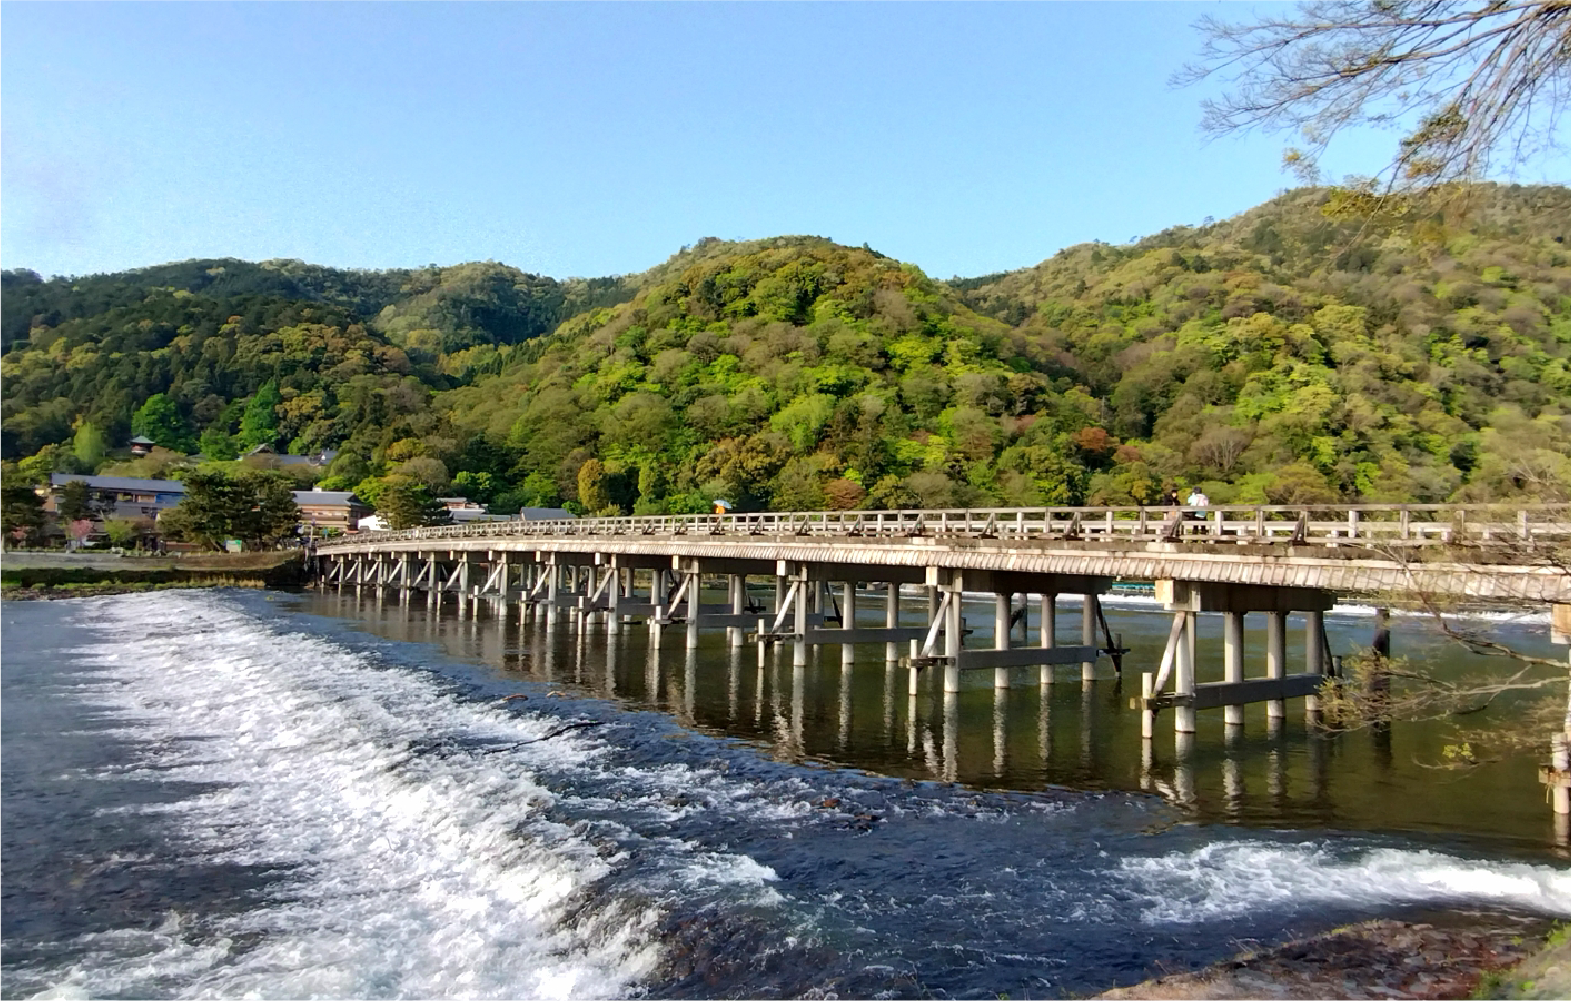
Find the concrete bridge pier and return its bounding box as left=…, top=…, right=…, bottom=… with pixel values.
left=1305, top=609, right=1325, bottom=718
left=726, top=575, right=744, bottom=648
left=1039, top=594, right=1057, bottom=685
left=885, top=584, right=901, bottom=664
left=1081, top=597, right=1096, bottom=682
left=545, top=557, right=560, bottom=627
left=842, top=582, right=858, bottom=666
left=994, top=593, right=1012, bottom=690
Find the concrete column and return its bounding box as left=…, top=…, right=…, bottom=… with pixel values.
left=944, top=592, right=962, bottom=694
left=1223, top=611, right=1245, bottom=727
left=1141, top=672, right=1155, bottom=740
left=994, top=592, right=1011, bottom=690
left=942, top=688, right=959, bottom=783
left=1266, top=611, right=1286, bottom=721
left=775, top=575, right=787, bottom=615
left=1174, top=611, right=1196, bottom=734
left=607, top=565, right=621, bottom=635
left=793, top=581, right=808, bottom=669
left=1081, top=596, right=1096, bottom=682
left=1552, top=734, right=1570, bottom=816
left=728, top=574, right=745, bottom=647
left=842, top=581, right=857, bottom=666
left=686, top=571, right=701, bottom=649
left=1305, top=609, right=1324, bottom=716
left=1039, top=594, right=1056, bottom=686
left=546, top=561, right=559, bottom=626
left=885, top=583, right=900, bottom=663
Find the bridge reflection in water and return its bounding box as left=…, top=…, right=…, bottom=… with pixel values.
left=307, top=572, right=1566, bottom=850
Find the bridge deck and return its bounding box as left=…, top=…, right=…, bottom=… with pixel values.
left=318, top=504, right=1571, bottom=602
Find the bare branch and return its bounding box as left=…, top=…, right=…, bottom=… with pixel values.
left=1181, top=1, right=1571, bottom=191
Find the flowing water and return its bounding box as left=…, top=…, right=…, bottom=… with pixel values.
left=3, top=586, right=1570, bottom=999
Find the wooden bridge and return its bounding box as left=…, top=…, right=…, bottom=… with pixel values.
left=315, top=503, right=1571, bottom=742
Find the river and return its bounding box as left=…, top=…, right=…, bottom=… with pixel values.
left=3, top=587, right=1569, bottom=999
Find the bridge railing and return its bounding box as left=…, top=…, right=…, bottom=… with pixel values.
left=320, top=504, right=1571, bottom=550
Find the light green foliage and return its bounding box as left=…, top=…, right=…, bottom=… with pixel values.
left=238, top=381, right=283, bottom=450
left=131, top=394, right=192, bottom=452
left=72, top=422, right=107, bottom=471
left=101, top=517, right=140, bottom=548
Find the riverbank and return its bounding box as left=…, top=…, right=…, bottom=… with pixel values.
left=0, top=552, right=305, bottom=599
left=1098, top=912, right=1565, bottom=1000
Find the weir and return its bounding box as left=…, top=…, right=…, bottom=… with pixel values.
left=317, top=502, right=1571, bottom=816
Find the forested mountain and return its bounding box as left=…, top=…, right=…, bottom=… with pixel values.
left=5, top=184, right=1569, bottom=515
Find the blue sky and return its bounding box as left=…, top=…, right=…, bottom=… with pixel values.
left=4, top=2, right=1559, bottom=281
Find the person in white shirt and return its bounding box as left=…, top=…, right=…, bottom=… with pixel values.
left=1186, top=487, right=1210, bottom=507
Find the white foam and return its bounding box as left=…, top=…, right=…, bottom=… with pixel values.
left=1119, top=841, right=1571, bottom=924
left=21, top=591, right=708, bottom=999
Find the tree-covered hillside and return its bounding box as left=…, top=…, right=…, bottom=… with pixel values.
left=4, top=184, right=1569, bottom=515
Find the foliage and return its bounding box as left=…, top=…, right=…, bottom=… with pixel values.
left=375, top=480, right=453, bottom=530
left=101, top=517, right=142, bottom=548
left=0, top=469, right=45, bottom=546
left=4, top=185, right=1570, bottom=515
left=158, top=469, right=299, bottom=550
left=131, top=393, right=193, bottom=452
left=71, top=421, right=106, bottom=470
left=56, top=480, right=107, bottom=522
left=238, top=380, right=283, bottom=450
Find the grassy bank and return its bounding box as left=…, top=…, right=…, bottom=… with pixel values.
left=0, top=552, right=306, bottom=599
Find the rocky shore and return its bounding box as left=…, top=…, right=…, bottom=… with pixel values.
left=1098, top=912, right=1564, bottom=1000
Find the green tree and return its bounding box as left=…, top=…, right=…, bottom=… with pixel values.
left=102, top=517, right=141, bottom=548
left=1, top=472, right=46, bottom=547
left=72, top=422, right=106, bottom=471
left=577, top=458, right=612, bottom=513
left=131, top=394, right=191, bottom=451
left=376, top=480, right=453, bottom=529
left=198, top=427, right=240, bottom=461
left=56, top=479, right=106, bottom=523
left=159, top=469, right=299, bottom=550
left=238, top=380, right=283, bottom=450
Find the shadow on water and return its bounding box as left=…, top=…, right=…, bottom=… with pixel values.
left=302, top=584, right=1567, bottom=853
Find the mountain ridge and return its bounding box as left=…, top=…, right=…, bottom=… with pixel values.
left=5, top=183, right=1568, bottom=514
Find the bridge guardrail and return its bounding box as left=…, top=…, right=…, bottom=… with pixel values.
left=318, top=504, right=1571, bottom=551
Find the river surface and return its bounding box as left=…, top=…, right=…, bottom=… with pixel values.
left=4, top=586, right=1570, bottom=999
